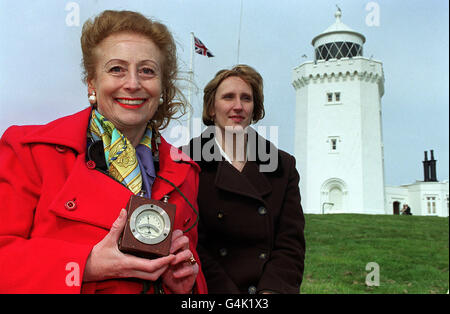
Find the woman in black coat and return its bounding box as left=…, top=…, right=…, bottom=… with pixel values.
left=184, top=65, right=305, bottom=294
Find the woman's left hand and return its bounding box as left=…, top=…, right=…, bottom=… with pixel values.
left=161, top=229, right=198, bottom=294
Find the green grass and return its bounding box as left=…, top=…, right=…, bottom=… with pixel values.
left=302, top=214, right=449, bottom=294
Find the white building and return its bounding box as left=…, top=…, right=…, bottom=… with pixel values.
left=385, top=151, right=449, bottom=217
left=292, top=9, right=386, bottom=215
left=292, top=9, right=449, bottom=217
left=386, top=182, right=449, bottom=217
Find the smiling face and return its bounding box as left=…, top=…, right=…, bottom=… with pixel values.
left=211, top=76, right=254, bottom=132
left=88, top=32, right=163, bottom=136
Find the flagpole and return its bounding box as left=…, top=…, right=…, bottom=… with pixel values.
left=237, top=0, right=243, bottom=64
left=187, top=32, right=195, bottom=141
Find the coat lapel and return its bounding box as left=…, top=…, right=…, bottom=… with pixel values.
left=214, top=160, right=272, bottom=202
left=48, top=152, right=132, bottom=231
left=151, top=136, right=200, bottom=201
left=17, top=107, right=128, bottom=230
left=241, top=161, right=272, bottom=196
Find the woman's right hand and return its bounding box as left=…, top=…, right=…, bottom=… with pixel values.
left=83, top=209, right=175, bottom=282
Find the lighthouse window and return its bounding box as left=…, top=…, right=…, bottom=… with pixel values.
left=326, top=92, right=341, bottom=104
left=340, top=42, right=350, bottom=58
left=328, top=136, right=340, bottom=153
left=315, top=42, right=363, bottom=61
left=335, top=92, right=341, bottom=102
left=331, top=139, right=337, bottom=150
left=327, top=93, right=333, bottom=102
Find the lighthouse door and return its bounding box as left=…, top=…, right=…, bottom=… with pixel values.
left=329, top=187, right=343, bottom=211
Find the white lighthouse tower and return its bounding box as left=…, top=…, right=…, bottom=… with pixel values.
left=292, top=8, right=386, bottom=214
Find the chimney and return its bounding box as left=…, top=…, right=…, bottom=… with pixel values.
left=423, top=151, right=430, bottom=182
left=429, top=150, right=438, bottom=182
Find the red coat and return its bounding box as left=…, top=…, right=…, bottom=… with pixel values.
left=0, top=108, right=207, bottom=294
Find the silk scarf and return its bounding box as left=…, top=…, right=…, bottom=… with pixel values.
left=88, top=109, right=153, bottom=195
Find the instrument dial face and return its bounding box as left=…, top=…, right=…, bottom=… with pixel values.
left=130, top=204, right=171, bottom=245
left=136, top=210, right=164, bottom=239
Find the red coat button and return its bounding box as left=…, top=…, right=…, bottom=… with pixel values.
left=86, top=160, right=96, bottom=169
left=65, top=200, right=77, bottom=211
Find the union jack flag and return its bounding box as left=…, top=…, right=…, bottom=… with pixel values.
left=194, top=36, right=214, bottom=57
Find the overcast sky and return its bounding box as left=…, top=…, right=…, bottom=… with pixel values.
left=0, top=0, right=448, bottom=186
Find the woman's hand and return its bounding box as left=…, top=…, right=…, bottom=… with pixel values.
left=83, top=209, right=175, bottom=283
left=161, top=229, right=199, bottom=294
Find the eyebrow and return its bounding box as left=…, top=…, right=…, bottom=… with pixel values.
left=222, top=92, right=253, bottom=98
left=104, top=59, right=160, bottom=69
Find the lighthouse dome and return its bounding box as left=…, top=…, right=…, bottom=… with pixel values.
left=311, top=8, right=366, bottom=61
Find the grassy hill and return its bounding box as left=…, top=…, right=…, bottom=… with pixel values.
left=301, top=214, right=449, bottom=294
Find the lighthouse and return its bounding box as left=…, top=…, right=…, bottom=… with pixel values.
left=292, top=8, right=386, bottom=214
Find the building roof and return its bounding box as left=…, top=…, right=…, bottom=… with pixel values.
left=311, top=8, right=366, bottom=46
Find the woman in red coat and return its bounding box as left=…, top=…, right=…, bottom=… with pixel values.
left=0, top=10, right=206, bottom=294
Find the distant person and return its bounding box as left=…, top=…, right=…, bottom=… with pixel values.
left=184, top=65, right=306, bottom=294
left=0, top=10, right=206, bottom=294
left=401, top=204, right=412, bottom=215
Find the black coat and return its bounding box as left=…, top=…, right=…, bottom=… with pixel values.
left=184, top=127, right=305, bottom=294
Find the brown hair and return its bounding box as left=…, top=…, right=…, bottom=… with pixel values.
left=202, top=64, right=265, bottom=126
left=81, top=10, right=186, bottom=130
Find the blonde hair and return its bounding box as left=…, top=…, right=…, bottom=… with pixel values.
left=81, top=10, right=186, bottom=130
left=202, top=64, right=265, bottom=126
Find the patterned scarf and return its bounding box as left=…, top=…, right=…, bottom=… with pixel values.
left=88, top=109, right=153, bottom=195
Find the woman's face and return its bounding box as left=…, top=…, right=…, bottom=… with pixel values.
left=88, top=32, right=163, bottom=133
left=211, top=76, right=254, bottom=132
